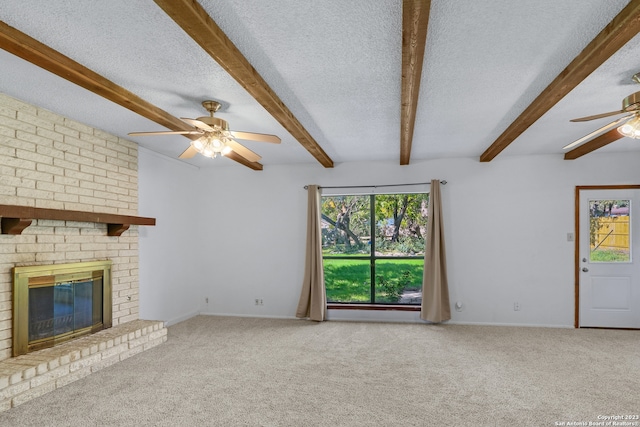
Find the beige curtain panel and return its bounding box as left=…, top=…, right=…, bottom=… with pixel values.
left=296, top=185, right=327, bottom=321
left=420, top=180, right=451, bottom=322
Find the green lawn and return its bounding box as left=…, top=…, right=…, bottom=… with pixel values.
left=590, top=249, right=630, bottom=262
left=323, top=258, right=423, bottom=303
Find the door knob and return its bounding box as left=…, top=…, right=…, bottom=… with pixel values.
left=582, top=267, right=589, bottom=272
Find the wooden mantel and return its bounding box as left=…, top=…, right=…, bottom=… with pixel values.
left=0, top=204, right=156, bottom=236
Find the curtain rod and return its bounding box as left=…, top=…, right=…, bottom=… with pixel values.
left=303, top=180, right=446, bottom=190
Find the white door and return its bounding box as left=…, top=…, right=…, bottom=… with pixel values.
left=579, top=188, right=640, bottom=328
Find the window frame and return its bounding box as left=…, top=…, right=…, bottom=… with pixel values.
left=322, top=192, right=427, bottom=307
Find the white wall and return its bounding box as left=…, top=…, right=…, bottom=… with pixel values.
left=138, top=148, right=203, bottom=325
left=139, top=150, right=640, bottom=327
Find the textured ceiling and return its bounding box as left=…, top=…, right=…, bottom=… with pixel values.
left=0, top=0, right=637, bottom=169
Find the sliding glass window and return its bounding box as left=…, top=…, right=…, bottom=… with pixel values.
left=322, top=193, right=428, bottom=305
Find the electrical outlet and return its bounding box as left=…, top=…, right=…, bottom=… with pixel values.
left=255, top=299, right=264, bottom=306
left=514, top=302, right=520, bottom=311
left=205, top=297, right=209, bottom=304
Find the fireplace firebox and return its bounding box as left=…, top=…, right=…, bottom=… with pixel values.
left=12, top=261, right=112, bottom=356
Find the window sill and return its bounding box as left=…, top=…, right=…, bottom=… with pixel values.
left=327, top=304, right=420, bottom=312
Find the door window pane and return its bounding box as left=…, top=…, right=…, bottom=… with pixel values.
left=589, top=199, right=630, bottom=262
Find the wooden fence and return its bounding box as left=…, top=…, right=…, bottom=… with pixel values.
left=592, top=216, right=629, bottom=251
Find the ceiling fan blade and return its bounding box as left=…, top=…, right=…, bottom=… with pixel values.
left=563, top=114, right=633, bottom=150
left=226, top=140, right=262, bottom=163
left=181, top=118, right=215, bottom=132
left=128, top=130, right=203, bottom=136
left=570, top=109, right=628, bottom=122
left=230, top=130, right=281, bottom=144
left=178, top=145, right=198, bottom=159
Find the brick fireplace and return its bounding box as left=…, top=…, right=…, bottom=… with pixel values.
left=0, top=93, right=166, bottom=411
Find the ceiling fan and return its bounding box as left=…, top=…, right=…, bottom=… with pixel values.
left=128, top=100, right=280, bottom=162
left=564, top=91, right=640, bottom=150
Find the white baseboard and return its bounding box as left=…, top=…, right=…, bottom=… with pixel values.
left=198, top=311, right=298, bottom=320
left=190, top=310, right=574, bottom=328
left=446, top=320, right=574, bottom=328
left=163, top=310, right=200, bottom=326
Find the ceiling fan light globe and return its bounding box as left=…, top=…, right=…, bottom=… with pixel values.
left=619, top=124, right=632, bottom=136
left=212, top=138, right=223, bottom=150
left=202, top=146, right=215, bottom=157
left=222, top=146, right=232, bottom=155
left=192, top=138, right=204, bottom=151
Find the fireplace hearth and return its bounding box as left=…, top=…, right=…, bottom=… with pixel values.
left=13, top=261, right=112, bottom=356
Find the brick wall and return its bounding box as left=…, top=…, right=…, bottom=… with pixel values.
left=0, top=93, right=141, bottom=362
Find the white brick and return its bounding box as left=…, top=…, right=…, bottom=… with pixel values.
left=35, top=252, right=69, bottom=262
left=16, top=243, right=54, bottom=253
left=36, top=127, right=64, bottom=143
left=65, top=185, right=93, bottom=197
left=16, top=187, right=53, bottom=200
left=37, top=163, right=65, bottom=177
left=30, top=365, right=69, bottom=388
left=54, top=124, right=79, bottom=138
left=53, top=157, right=80, bottom=171
left=54, top=192, right=79, bottom=203
left=55, top=366, right=91, bottom=388
left=0, top=115, right=36, bottom=133
left=2, top=156, right=36, bottom=170
left=95, top=129, right=118, bottom=143
left=119, top=344, right=144, bottom=361
left=79, top=148, right=106, bottom=163
left=16, top=168, right=53, bottom=183
left=79, top=132, right=107, bottom=146
left=52, top=140, right=80, bottom=155
left=63, top=151, right=94, bottom=167
left=0, top=103, right=16, bottom=118
left=36, top=108, right=64, bottom=124
left=34, top=199, right=65, bottom=209
left=36, top=144, right=64, bottom=160
left=69, top=353, right=101, bottom=372
left=16, top=148, right=53, bottom=165
left=18, top=130, right=54, bottom=147
left=0, top=375, right=8, bottom=390
left=0, top=381, right=30, bottom=401
left=53, top=174, right=79, bottom=186
left=36, top=181, right=66, bottom=193
left=80, top=180, right=106, bottom=192
left=13, top=381, right=56, bottom=407
left=17, top=111, right=54, bottom=130
left=64, top=120, right=94, bottom=135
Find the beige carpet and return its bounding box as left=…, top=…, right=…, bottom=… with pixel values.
left=0, top=316, right=638, bottom=426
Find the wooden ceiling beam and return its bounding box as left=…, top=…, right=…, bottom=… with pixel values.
left=480, top=0, right=640, bottom=162
left=563, top=129, right=623, bottom=160
left=154, top=0, right=334, bottom=168
left=0, top=20, right=262, bottom=170
left=401, top=0, right=431, bottom=165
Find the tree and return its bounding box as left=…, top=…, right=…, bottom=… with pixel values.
left=321, top=196, right=369, bottom=252
left=375, top=194, right=429, bottom=244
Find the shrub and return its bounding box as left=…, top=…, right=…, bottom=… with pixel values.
left=376, top=270, right=413, bottom=302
